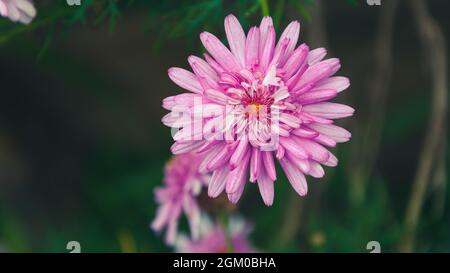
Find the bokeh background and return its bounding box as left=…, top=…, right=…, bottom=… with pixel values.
left=0, top=0, right=448, bottom=252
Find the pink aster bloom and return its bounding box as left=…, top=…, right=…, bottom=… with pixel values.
left=0, top=0, right=36, bottom=24
left=151, top=153, right=209, bottom=245
left=175, top=215, right=255, bottom=253
left=162, top=14, right=354, bottom=206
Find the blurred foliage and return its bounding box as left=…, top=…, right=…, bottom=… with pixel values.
left=0, top=0, right=449, bottom=253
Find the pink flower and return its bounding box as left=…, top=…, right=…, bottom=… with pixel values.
left=0, top=0, right=36, bottom=24
left=174, top=215, right=255, bottom=253
left=162, top=14, right=354, bottom=206
left=151, top=153, right=209, bottom=245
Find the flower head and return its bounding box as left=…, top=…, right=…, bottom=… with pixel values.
left=162, top=14, right=354, bottom=206
left=174, top=215, right=255, bottom=253
left=0, top=0, right=36, bottom=24
left=151, top=153, right=209, bottom=245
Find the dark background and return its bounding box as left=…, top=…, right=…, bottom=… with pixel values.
left=0, top=0, right=449, bottom=252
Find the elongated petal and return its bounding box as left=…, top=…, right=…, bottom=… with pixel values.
left=225, top=14, right=246, bottom=67
left=230, top=136, right=249, bottom=169
left=205, top=88, right=231, bottom=105
left=276, top=21, right=300, bottom=64
left=260, top=26, right=275, bottom=71
left=314, top=76, right=350, bottom=93
left=168, top=67, right=203, bottom=93
left=297, top=88, right=337, bottom=104
left=183, top=197, right=201, bottom=240
left=308, top=161, right=325, bottom=178
left=203, top=53, right=225, bottom=74
left=207, top=144, right=233, bottom=171
left=259, top=16, right=273, bottom=57
left=307, top=48, right=327, bottom=65
left=303, top=102, right=355, bottom=119
left=226, top=150, right=250, bottom=194
left=257, top=169, right=275, bottom=206
left=200, top=32, right=242, bottom=72
left=323, top=152, right=338, bottom=167
left=199, top=144, right=222, bottom=173
left=295, top=138, right=330, bottom=163
left=262, top=151, right=277, bottom=181
left=208, top=166, right=229, bottom=197
left=171, top=141, right=204, bottom=154
left=151, top=202, right=171, bottom=231
left=250, top=148, right=261, bottom=182
left=280, top=158, right=308, bottom=196
left=283, top=44, right=309, bottom=79
left=280, top=137, right=308, bottom=159
left=292, top=127, right=319, bottom=138
left=188, top=55, right=219, bottom=81
left=307, top=123, right=351, bottom=143
left=314, top=134, right=337, bottom=147
left=245, top=27, right=260, bottom=69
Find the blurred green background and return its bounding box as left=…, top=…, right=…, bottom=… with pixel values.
left=0, top=0, right=449, bottom=252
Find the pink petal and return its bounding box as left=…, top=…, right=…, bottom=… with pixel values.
left=250, top=148, right=261, bottom=182
left=270, top=37, right=289, bottom=68
left=303, top=102, right=355, bottom=119
left=257, top=169, right=275, bottom=206
left=228, top=180, right=246, bottom=204
left=280, top=137, right=308, bottom=159
left=183, top=197, right=201, bottom=240
left=165, top=202, right=182, bottom=244
left=276, top=145, right=285, bottom=159
left=151, top=202, right=171, bottom=231
left=280, top=158, right=308, bottom=196
left=208, top=166, right=229, bottom=198
left=283, top=43, right=309, bottom=80
left=308, top=161, right=325, bottom=178
left=259, top=16, right=274, bottom=58
left=205, top=88, right=231, bottom=105
left=294, top=138, right=330, bottom=163
left=190, top=62, right=220, bottom=90
left=168, top=67, right=203, bottom=94
left=0, top=2, right=7, bottom=16
left=287, top=151, right=310, bottom=173
left=292, top=127, right=319, bottom=138
left=199, top=144, right=223, bottom=173
left=314, top=76, right=350, bottom=93
left=314, top=134, right=336, bottom=147
left=225, top=14, right=247, bottom=67
left=276, top=20, right=300, bottom=64
left=230, top=136, right=249, bottom=169
left=171, top=141, right=204, bottom=154
left=260, top=26, right=276, bottom=71
left=200, top=31, right=242, bottom=72
left=297, top=88, right=337, bottom=104
left=307, top=48, right=327, bottom=65
left=245, top=26, right=260, bottom=69
left=307, top=123, right=351, bottom=143
left=323, top=152, right=338, bottom=167
left=292, top=62, right=333, bottom=93
left=271, top=87, right=290, bottom=102
left=262, top=151, right=277, bottom=181
left=279, top=113, right=301, bottom=128
left=313, top=134, right=337, bottom=147
left=188, top=55, right=219, bottom=81
left=286, top=62, right=308, bottom=89
left=225, top=150, right=250, bottom=194
left=203, top=53, right=225, bottom=74
left=207, top=144, right=233, bottom=171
